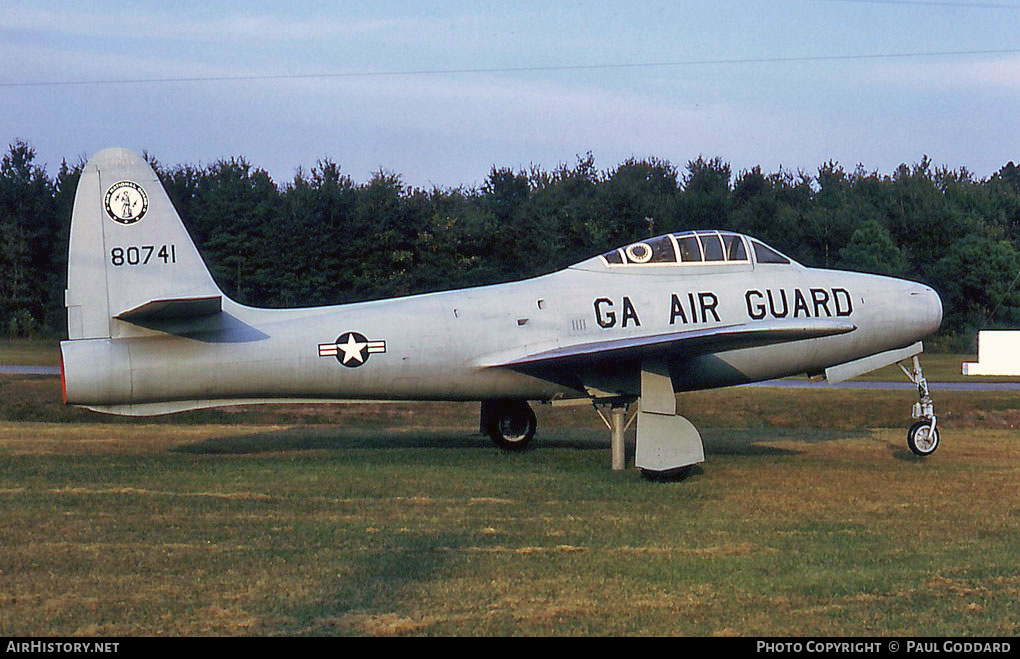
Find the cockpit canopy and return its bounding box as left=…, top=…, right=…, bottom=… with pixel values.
left=597, top=230, right=794, bottom=268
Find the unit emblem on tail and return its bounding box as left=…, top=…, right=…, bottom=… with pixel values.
left=104, top=180, right=149, bottom=225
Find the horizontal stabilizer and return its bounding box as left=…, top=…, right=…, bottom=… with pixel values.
left=115, top=295, right=222, bottom=322
left=482, top=318, right=856, bottom=370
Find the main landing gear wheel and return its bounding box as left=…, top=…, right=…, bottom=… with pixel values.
left=485, top=400, right=537, bottom=451
left=907, top=420, right=939, bottom=457
left=899, top=355, right=939, bottom=457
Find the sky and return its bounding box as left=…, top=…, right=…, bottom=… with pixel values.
left=2, top=0, right=1019, bottom=189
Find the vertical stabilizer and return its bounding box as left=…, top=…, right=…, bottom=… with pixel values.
left=65, top=148, right=223, bottom=339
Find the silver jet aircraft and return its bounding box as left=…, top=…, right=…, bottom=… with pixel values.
left=60, top=148, right=944, bottom=478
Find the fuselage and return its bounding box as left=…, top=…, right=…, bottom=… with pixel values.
left=61, top=245, right=942, bottom=414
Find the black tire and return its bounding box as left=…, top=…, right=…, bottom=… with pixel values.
left=486, top=401, right=536, bottom=451
left=907, top=420, right=939, bottom=457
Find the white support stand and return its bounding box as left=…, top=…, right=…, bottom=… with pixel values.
left=594, top=402, right=636, bottom=471
left=610, top=405, right=627, bottom=471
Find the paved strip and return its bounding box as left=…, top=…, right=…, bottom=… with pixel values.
left=746, top=380, right=1020, bottom=391
left=0, top=365, right=61, bottom=375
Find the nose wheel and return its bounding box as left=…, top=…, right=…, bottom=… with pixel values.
left=907, top=419, right=939, bottom=456
left=899, top=356, right=939, bottom=456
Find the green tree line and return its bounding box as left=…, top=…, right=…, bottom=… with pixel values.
left=3, top=140, right=1020, bottom=350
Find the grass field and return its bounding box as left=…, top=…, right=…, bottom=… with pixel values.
left=1, top=368, right=1019, bottom=637
left=0, top=340, right=61, bottom=367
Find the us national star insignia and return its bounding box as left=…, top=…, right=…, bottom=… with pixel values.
left=318, top=332, right=386, bottom=367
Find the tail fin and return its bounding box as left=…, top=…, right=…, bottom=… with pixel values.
left=65, top=148, right=223, bottom=339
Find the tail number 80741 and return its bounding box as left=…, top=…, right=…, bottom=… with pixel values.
left=110, top=244, right=177, bottom=267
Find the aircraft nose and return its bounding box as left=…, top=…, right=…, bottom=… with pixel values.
left=914, top=285, right=943, bottom=337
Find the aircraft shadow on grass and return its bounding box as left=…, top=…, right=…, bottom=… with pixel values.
left=168, top=426, right=864, bottom=459
left=172, top=427, right=617, bottom=456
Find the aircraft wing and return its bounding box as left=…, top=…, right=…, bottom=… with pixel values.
left=481, top=318, right=856, bottom=370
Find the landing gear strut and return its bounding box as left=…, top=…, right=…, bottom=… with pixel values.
left=900, top=356, right=939, bottom=456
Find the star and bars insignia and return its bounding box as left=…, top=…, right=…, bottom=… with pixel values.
left=318, top=331, right=386, bottom=368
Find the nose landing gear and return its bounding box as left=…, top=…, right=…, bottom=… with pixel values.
left=900, top=356, right=939, bottom=456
